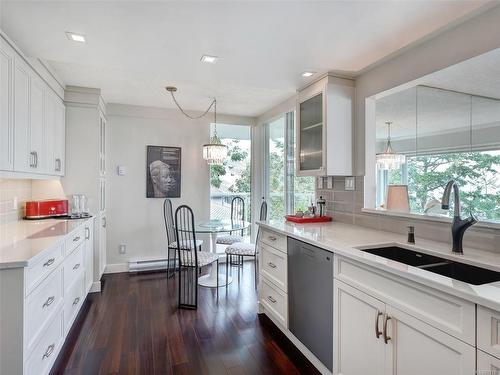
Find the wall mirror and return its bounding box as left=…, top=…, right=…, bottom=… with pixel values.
left=373, top=48, right=500, bottom=223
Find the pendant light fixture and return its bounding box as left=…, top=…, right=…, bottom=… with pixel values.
left=166, top=86, right=228, bottom=165
left=376, top=121, right=406, bottom=170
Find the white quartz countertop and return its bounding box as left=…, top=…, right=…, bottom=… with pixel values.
left=0, top=217, right=93, bottom=269
left=258, top=220, right=500, bottom=311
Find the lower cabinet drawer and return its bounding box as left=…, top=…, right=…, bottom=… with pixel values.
left=63, top=243, right=84, bottom=291
left=260, top=275, right=288, bottom=328
left=260, top=243, right=287, bottom=292
left=25, top=310, right=64, bottom=375
left=26, top=266, right=63, bottom=352
left=64, top=274, right=84, bottom=333
left=65, top=226, right=85, bottom=255
left=477, top=349, right=500, bottom=375
left=477, top=306, right=500, bottom=359
left=260, top=229, right=287, bottom=253
left=26, top=242, right=64, bottom=295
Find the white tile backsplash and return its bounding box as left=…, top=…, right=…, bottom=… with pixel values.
left=0, top=179, right=32, bottom=224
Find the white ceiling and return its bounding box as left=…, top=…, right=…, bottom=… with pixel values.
left=0, top=1, right=489, bottom=117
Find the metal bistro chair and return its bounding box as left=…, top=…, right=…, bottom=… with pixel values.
left=163, top=199, right=202, bottom=278
left=225, top=200, right=267, bottom=289
left=175, top=205, right=219, bottom=309
left=216, top=196, right=245, bottom=246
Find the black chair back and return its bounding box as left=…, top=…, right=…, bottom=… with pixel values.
left=163, top=199, right=176, bottom=247
left=255, top=200, right=268, bottom=253
left=174, top=205, right=199, bottom=309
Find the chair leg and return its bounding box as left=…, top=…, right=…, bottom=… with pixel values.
left=238, top=256, right=240, bottom=284
left=254, top=255, right=257, bottom=289
left=226, top=254, right=229, bottom=289
left=167, top=247, right=171, bottom=278
left=216, top=260, right=219, bottom=300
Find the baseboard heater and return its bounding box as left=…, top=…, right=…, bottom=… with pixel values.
left=128, top=258, right=177, bottom=273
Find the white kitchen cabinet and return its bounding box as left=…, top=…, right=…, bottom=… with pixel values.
left=99, top=213, right=107, bottom=277
left=296, top=75, right=353, bottom=176
left=29, top=74, right=46, bottom=173
left=334, top=280, right=386, bottom=375
left=0, top=38, right=14, bottom=170
left=478, top=350, right=500, bottom=375
left=84, top=220, right=94, bottom=293
left=99, top=114, right=106, bottom=177
left=45, top=90, right=65, bottom=175
left=385, top=304, right=475, bottom=375
left=335, top=276, right=475, bottom=375
left=13, top=57, right=31, bottom=172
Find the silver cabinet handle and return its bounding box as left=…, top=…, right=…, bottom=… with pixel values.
left=268, top=236, right=277, bottom=241
left=73, top=297, right=80, bottom=306
left=29, top=151, right=36, bottom=167
left=102, top=217, right=107, bottom=228
left=383, top=314, right=391, bottom=344
left=42, top=343, right=55, bottom=359
left=55, top=158, right=61, bottom=172
left=43, top=258, right=55, bottom=267
left=375, top=310, right=383, bottom=339
left=73, top=236, right=80, bottom=242
left=267, top=296, right=277, bottom=304
left=33, top=151, right=38, bottom=168
left=268, top=262, right=277, bottom=269
left=42, top=296, right=55, bottom=308
left=85, top=227, right=90, bottom=239
left=73, top=263, right=80, bottom=270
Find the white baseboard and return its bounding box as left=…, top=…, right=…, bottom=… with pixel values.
left=104, top=263, right=129, bottom=274
left=89, top=281, right=101, bottom=293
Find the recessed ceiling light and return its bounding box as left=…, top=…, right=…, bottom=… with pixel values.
left=66, top=32, right=86, bottom=43
left=200, top=55, right=218, bottom=64
left=302, top=71, right=316, bottom=77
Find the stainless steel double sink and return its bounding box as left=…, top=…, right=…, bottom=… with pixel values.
left=359, top=246, right=500, bottom=285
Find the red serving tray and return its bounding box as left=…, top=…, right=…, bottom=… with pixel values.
left=285, top=215, right=332, bottom=223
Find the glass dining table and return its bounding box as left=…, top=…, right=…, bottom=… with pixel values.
left=179, top=219, right=250, bottom=287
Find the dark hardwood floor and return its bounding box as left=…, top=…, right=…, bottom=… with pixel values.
left=51, top=262, right=320, bottom=375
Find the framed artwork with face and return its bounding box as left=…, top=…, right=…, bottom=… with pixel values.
left=146, top=145, right=181, bottom=198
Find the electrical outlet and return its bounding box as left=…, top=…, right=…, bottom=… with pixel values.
left=119, top=244, right=127, bottom=254
left=345, top=176, right=356, bottom=191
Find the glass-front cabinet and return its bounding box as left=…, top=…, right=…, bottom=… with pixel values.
left=299, top=93, right=323, bottom=172
left=296, top=75, right=354, bottom=176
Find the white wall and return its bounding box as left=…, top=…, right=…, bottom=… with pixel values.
left=105, top=103, right=254, bottom=269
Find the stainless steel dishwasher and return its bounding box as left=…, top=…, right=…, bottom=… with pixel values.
left=288, top=237, right=333, bottom=371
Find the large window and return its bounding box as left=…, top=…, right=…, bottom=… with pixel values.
left=265, top=111, right=315, bottom=220
left=209, top=124, right=251, bottom=224
left=379, top=151, right=500, bottom=221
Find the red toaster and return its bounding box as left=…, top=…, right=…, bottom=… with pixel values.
left=25, top=199, right=69, bottom=219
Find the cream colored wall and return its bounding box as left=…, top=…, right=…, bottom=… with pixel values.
left=105, top=103, right=255, bottom=268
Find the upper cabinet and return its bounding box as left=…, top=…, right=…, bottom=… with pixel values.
left=0, top=38, right=14, bottom=171
left=296, top=75, right=354, bottom=176
left=0, top=35, right=65, bottom=177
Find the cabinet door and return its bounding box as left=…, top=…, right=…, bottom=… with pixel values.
left=44, top=90, right=56, bottom=174
left=13, top=59, right=31, bottom=172
left=0, top=39, right=14, bottom=171
left=297, top=92, right=324, bottom=174
left=334, top=280, right=386, bottom=375
left=384, top=304, right=475, bottom=375
left=84, top=222, right=94, bottom=293
left=29, top=74, right=45, bottom=173
left=99, top=114, right=106, bottom=176
left=477, top=349, right=500, bottom=375
left=55, top=100, right=65, bottom=175
left=99, top=213, right=106, bottom=277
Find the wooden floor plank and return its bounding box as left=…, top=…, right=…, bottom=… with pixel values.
left=51, top=262, right=320, bottom=375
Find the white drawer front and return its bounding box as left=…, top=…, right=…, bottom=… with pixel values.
left=478, top=349, right=500, bottom=375
left=26, top=310, right=64, bottom=375
left=65, top=226, right=85, bottom=255
left=26, top=266, right=63, bottom=353
left=335, top=256, right=475, bottom=345
left=26, top=242, right=64, bottom=295
left=261, top=243, right=287, bottom=292
left=64, top=274, right=84, bottom=333
left=260, top=229, right=287, bottom=253
left=260, top=275, right=288, bottom=328
left=64, top=243, right=84, bottom=291
left=478, top=306, right=500, bottom=359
